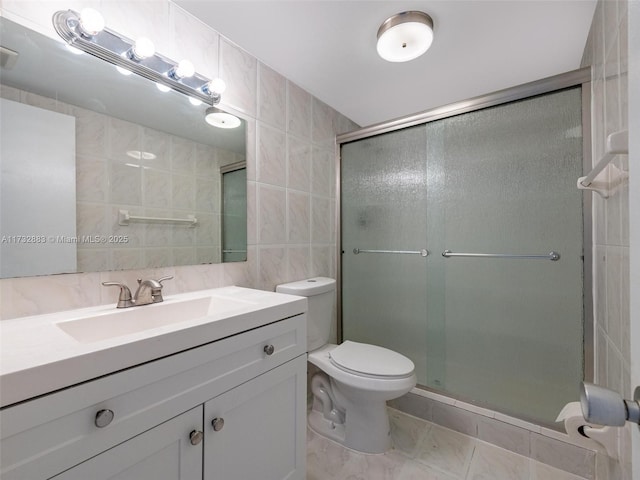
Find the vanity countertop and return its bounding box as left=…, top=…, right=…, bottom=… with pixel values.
left=0, top=286, right=306, bottom=408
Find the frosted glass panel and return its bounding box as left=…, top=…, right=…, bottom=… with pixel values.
left=342, top=126, right=429, bottom=383
left=222, top=168, right=247, bottom=263
left=340, top=87, right=584, bottom=425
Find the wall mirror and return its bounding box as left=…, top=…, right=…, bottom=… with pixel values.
left=0, top=17, right=247, bottom=279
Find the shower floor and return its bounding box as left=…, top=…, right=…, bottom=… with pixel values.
left=306, top=408, right=587, bottom=480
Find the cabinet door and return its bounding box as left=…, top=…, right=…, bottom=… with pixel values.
left=50, top=407, right=203, bottom=480
left=204, top=355, right=307, bottom=480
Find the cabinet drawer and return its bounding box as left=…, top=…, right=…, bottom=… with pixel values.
left=1, top=314, right=306, bottom=480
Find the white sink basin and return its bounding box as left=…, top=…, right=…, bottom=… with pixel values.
left=1, top=286, right=307, bottom=408
left=56, top=295, right=250, bottom=343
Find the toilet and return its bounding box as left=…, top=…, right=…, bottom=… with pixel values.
left=276, top=277, right=416, bottom=454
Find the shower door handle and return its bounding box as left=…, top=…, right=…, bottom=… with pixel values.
left=441, top=250, right=560, bottom=261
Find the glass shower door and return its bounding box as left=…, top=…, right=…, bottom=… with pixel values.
left=341, top=126, right=430, bottom=383
left=340, top=87, right=584, bottom=426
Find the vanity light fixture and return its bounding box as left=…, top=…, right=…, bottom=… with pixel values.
left=53, top=9, right=226, bottom=105
left=170, top=59, right=196, bottom=80
left=127, top=37, right=155, bottom=61
left=202, top=78, right=226, bottom=105
left=376, top=11, right=434, bottom=62
left=205, top=107, right=241, bottom=129
left=77, top=8, right=104, bottom=37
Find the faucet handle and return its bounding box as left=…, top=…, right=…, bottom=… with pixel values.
left=150, top=275, right=173, bottom=303
left=102, top=282, right=134, bottom=308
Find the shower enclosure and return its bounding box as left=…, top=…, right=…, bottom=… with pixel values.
left=338, top=70, right=591, bottom=427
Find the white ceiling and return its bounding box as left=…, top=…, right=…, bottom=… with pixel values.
left=175, top=1, right=597, bottom=127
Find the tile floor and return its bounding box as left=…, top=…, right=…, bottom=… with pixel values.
left=306, top=408, right=589, bottom=480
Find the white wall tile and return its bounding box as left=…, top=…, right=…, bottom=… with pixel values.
left=169, top=2, right=219, bottom=80
left=287, top=191, right=310, bottom=244
left=219, top=38, right=257, bottom=117
left=257, top=184, right=286, bottom=244
left=287, top=81, right=312, bottom=140
left=257, top=122, right=286, bottom=187
left=287, top=136, right=312, bottom=192
left=258, top=63, right=286, bottom=130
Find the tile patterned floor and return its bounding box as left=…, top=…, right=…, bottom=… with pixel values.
left=306, top=408, right=589, bottom=480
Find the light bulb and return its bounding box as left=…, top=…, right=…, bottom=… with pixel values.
left=130, top=37, right=155, bottom=60
left=78, top=8, right=105, bottom=36
left=205, top=78, right=226, bottom=95
left=171, top=59, right=195, bottom=79
left=156, top=83, right=171, bottom=93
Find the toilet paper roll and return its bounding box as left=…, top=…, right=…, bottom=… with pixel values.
left=555, top=402, right=614, bottom=456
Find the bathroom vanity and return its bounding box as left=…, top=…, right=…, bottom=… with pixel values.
left=0, top=287, right=307, bottom=480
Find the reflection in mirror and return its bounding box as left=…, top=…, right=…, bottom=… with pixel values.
left=221, top=163, right=247, bottom=263
left=0, top=17, right=247, bottom=279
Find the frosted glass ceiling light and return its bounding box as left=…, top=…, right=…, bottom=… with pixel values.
left=53, top=9, right=226, bottom=105
left=205, top=107, right=241, bottom=129
left=376, top=11, right=434, bottom=62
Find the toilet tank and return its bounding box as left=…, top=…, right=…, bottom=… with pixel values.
left=276, top=277, right=336, bottom=351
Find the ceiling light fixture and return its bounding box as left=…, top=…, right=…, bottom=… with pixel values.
left=376, top=11, right=434, bottom=63
left=204, top=107, right=241, bottom=129
left=52, top=9, right=226, bottom=106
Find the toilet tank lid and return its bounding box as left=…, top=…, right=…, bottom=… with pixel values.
left=276, top=277, right=335, bottom=296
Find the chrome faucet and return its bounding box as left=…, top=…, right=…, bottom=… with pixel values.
left=102, top=276, right=173, bottom=308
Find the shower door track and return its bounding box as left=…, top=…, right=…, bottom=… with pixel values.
left=335, top=66, right=594, bottom=394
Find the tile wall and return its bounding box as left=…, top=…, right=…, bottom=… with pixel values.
left=581, top=0, right=632, bottom=478
left=0, top=0, right=357, bottom=320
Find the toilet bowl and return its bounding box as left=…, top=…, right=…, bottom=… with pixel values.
left=276, top=277, right=416, bottom=454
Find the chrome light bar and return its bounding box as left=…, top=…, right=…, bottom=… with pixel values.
left=52, top=9, right=222, bottom=106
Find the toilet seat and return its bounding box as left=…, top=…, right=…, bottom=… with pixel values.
left=329, top=341, right=414, bottom=379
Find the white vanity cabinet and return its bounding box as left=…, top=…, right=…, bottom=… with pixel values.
left=0, top=313, right=307, bottom=480
left=204, top=356, right=305, bottom=480
left=51, top=406, right=204, bottom=480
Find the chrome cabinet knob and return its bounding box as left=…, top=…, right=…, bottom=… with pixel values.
left=189, top=430, right=203, bottom=445
left=211, top=417, right=224, bottom=431
left=263, top=344, right=275, bottom=356
left=95, top=409, right=114, bottom=428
